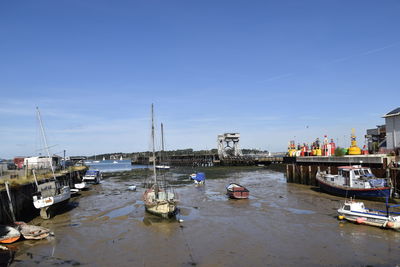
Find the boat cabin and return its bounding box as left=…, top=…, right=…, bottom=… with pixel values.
left=342, top=201, right=366, bottom=213
left=323, top=166, right=386, bottom=189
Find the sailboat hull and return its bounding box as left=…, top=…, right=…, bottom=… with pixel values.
left=143, top=187, right=177, bottom=218
left=145, top=203, right=177, bottom=218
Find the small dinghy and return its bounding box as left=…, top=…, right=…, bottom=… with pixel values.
left=12, top=222, right=51, bottom=240
left=0, top=226, right=20, bottom=244
left=226, top=183, right=249, bottom=199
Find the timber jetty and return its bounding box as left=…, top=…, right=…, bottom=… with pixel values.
left=132, top=153, right=285, bottom=167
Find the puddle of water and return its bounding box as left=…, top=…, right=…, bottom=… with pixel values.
left=285, top=207, right=315, bottom=215
left=102, top=205, right=136, bottom=219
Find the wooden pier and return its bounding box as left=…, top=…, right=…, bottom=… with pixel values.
left=132, top=153, right=286, bottom=166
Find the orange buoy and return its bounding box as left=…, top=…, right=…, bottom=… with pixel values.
left=386, top=221, right=394, bottom=228
left=356, top=217, right=365, bottom=224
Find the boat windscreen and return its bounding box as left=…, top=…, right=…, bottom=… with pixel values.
left=85, top=170, right=99, bottom=175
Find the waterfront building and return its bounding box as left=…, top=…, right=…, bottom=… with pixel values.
left=383, top=107, right=400, bottom=152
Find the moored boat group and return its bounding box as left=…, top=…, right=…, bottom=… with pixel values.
left=315, top=164, right=400, bottom=231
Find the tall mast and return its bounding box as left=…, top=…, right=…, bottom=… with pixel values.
left=151, top=104, right=157, bottom=183
left=36, top=107, right=56, bottom=180
left=161, top=123, right=164, bottom=163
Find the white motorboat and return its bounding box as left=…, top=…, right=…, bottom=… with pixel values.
left=338, top=199, right=400, bottom=230
left=155, top=165, right=171, bottom=170
left=33, top=180, right=71, bottom=219
left=82, top=170, right=102, bottom=184
left=74, top=181, right=89, bottom=190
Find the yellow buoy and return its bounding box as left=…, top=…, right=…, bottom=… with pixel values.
left=348, top=128, right=361, bottom=155
left=338, top=215, right=344, bottom=220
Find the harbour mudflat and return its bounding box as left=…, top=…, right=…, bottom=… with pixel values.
left=9, top=168, right=400, bottom=266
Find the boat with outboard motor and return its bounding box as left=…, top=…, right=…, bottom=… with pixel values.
left=316, top=165, right=391, bottom=199
left=337, top=198, right=400, bottom=230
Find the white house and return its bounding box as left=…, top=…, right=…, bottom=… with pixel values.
left=24, top=156, right=60, bottom=169
left=383, top=107, right=400, bottom=151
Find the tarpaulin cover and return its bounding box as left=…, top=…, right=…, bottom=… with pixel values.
left=193, top=172, right=206, bottom=181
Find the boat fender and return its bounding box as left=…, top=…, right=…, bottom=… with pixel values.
left=338, top=215, right=344, bottom=220
left=356, top=217, right=365, bottom=224
left=386, top=221, right=394, bottom=228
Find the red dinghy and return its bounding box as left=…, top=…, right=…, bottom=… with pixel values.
left=226, top=183, right=249, bottom=199
left=0, top=225, right=20, bottom=244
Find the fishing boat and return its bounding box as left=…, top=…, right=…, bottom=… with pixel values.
left=82, top=170, right=102, bottom=184
left=32, top=108, right=71, bottom=219
left=143, top=104, right=177, bottom=218
left=337, top=199, right=400, bottom=230
left=190, top=172, right=206, bottom=184
left=0, top=226, right=20, bottom=244
left=316, top=165, right=391, bottom=199
left=226, top=183, right=249, bottom=199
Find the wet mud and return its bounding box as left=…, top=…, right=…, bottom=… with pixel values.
left=6, top=168, right=400, bottom=266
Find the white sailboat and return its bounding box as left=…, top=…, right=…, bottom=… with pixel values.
left=32, top=107, right=71, bottom=219
left=143, top=104, right=177, bottom=218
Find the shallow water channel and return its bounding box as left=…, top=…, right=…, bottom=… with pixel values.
left=7, top=168, right=400, bottom=266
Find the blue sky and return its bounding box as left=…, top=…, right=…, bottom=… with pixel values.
left=1, top=0, right=399, bottom=158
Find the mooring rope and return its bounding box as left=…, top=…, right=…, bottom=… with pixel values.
left=177, top=214, right=196, bottom=265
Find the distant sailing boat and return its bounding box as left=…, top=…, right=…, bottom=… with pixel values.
left=143, top=104, right=177, bottom=218
left=156, top=123, right=171, bottom=170
left=32, top=107, right=71, bottom=219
